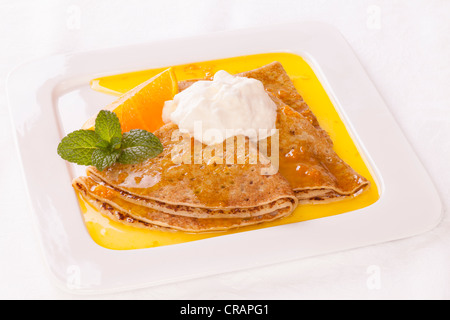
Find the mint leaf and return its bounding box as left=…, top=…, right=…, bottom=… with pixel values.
left=95, top=110, right=122, bottom=143
left=117, top=129, right=163, bottom=164
left=91, top=148, right=121, bottom=171
left=57, top=130, right=101, bottom=166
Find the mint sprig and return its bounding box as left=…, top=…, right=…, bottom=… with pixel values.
left=57, top=110, right=163, bottom=171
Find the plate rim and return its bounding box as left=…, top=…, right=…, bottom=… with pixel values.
left=6, top=21, right=443, bottom=294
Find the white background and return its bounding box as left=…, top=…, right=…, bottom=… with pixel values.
left=1, top=0, right=449, bottom=299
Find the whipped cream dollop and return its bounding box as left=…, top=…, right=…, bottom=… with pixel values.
left=162, top=70, right=277, bottom=145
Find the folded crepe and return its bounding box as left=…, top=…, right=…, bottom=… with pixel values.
left=74, top=61, right=369, bottom=233
left=179, top=62, right=370, bottom=204
left=73, top=123, right=298, bottom=232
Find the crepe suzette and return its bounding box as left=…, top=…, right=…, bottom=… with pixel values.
left=73, top=61, right=369, bottom=233
left=179, top=62, right=370, bottom=204
left=73, top=124, right=298, bottom=232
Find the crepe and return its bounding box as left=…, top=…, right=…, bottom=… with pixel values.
left=74, top=61, right=369, bottom=233
left=73, top=123, right=298, bottom=232
left=245, top=62, right=369, bottom=203
left=74, top=176, right=294, bottom=232
left=178, top=62, right=370, bottom=203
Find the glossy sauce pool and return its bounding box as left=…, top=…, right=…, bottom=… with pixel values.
left=80, top=52, right=380, bottom=250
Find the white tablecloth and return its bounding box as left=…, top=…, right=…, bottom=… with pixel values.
left=1, top=0, right=449, bottom=300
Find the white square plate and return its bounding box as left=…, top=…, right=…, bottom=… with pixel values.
left=7, top=22, right=442, bottom=294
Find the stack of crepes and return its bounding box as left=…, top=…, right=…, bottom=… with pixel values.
left=73, top=62, right=369, bottom=233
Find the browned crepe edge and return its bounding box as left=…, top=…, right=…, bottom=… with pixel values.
left=83, top=174, right=296, bottom=219
left=295, top=186, right=367, bottom=204
left=74, top=178, right=293, bottom=233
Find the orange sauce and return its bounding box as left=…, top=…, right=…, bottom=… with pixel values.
left=80, top=52, right=379, bottom=250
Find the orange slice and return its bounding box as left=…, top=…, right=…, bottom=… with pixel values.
left=83, top=68, right=178, bottom=133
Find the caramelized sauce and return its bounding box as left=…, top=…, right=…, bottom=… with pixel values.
left=80, top=52, right=380, bottom=250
